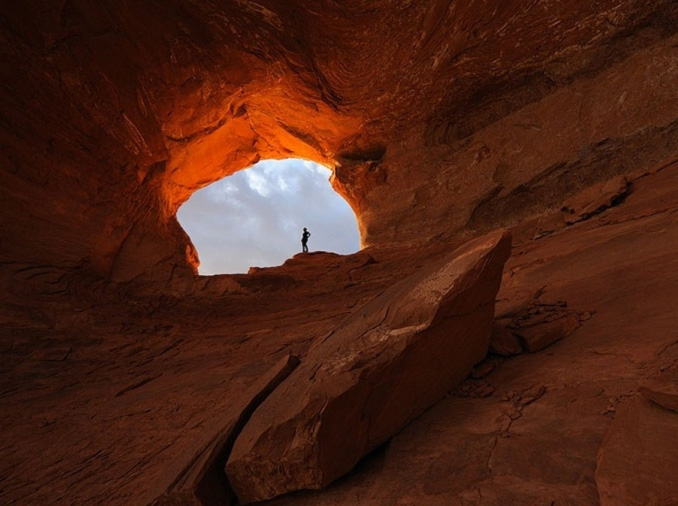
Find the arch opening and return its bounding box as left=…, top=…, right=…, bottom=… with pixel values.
left=177, top=159, right=361, bottom=275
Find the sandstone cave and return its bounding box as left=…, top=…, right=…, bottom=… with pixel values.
left=2, top=2, right=678, bottom=505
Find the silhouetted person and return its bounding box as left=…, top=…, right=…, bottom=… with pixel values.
left=301, top=227, right=311, bottom=253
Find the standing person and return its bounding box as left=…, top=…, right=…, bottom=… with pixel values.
left=301, top=227, right=311, bottom=253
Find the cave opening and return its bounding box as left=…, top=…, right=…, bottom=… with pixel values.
left=177, top=158, right=361, bottom=275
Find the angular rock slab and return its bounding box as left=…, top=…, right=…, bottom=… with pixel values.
left=226, top=230, right=512, bottom=503
left=640, top=364, right=678, bottom=413
left=489, top=323, right=524, bottom=356
left=595, top=396, right=678, bottom=506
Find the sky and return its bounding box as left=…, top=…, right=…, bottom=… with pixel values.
left=177, top=159, right=361, bottom=275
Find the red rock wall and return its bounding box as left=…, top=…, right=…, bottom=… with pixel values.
left=350, top=31, right=678, bottom=246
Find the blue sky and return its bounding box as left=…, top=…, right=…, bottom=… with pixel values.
left=177, top=159, right=361, bottom=274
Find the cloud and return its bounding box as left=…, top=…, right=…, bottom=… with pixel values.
left=177, top=159, right=361, bottom=274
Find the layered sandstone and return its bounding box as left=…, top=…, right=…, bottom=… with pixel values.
left=2, top=1, right=678, bottom=505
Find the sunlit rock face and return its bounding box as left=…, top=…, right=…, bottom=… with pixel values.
left=2, top=1, right=678, bottom=505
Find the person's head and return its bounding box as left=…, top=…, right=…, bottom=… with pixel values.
left=303, top=227, right=307, bottom=231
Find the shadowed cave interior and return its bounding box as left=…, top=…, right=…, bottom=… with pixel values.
left=2, top=1, right=678, bottom=505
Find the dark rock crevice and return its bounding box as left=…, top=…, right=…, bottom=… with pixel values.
left=153, top=354, right=300, bottom=506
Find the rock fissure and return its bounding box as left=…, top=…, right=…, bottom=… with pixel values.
left=154, top=354, right=300, bottom=506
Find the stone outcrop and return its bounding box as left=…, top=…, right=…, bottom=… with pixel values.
left=226, top=230, right=511, bottom=503
left=2, top=1, right=678, bottom=505
left=640, top=364, right=678, bottom=413
left=560, top=176, right=632, bottom=226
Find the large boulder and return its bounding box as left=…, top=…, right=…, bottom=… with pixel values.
left=226, top=230, right=512, bottom=503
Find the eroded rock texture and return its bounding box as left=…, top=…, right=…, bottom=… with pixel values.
left=2, top=1, right=678, bottom=505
